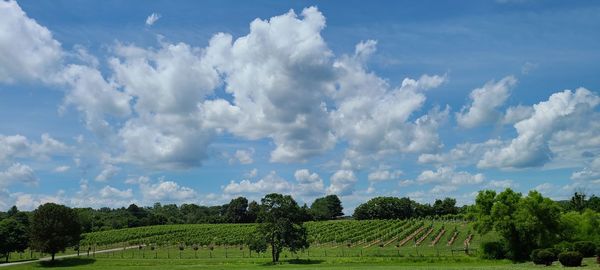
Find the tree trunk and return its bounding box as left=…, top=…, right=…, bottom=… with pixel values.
left=271, top=243, right=275, bottom=262
left=5, top=253, right=8, bottom=263
left=51, top=253, right=55, bottom=261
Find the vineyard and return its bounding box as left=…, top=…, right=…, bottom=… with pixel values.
left=80, top=219, right=478, bottom=258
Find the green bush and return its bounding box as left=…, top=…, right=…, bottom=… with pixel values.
left=573, top=241, right=596, bottom=257
left=532, top=249, right=556, bottom=266
left=554, top=242, right=574, bottom=252
left=481, top=241, right=506, bottom=259
left=558, top=251, right=583, bottom=267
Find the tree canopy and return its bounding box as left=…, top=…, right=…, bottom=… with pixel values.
left=30, top=203, right=82, bottom=261
left=247, top=193, right=309, bottom=262
left=310, top=195, right=344, bottom=220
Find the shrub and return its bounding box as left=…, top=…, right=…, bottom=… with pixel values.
left=558, top=251, right=583, bottom=267
left=481, top=241, right=506, bottom=259
left=573, top=241, right=596, bottom=257
left=554, top=242, right=574, bottom=252
left=532, top=249, right=556, bottom=266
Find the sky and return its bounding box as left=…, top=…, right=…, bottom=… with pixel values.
left=1, top=0, right=599, bottom=213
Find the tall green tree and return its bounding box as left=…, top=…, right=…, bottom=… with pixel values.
left=353, top=197, right=414, bottom=220
left=471, top=189, right=562, bottom=261
left=225, top=197, right=249, bottom=223
left=30, top=203, right=82, bottom=261
left=310, top=195, right=343, bottom=220
left=247, top=193, right=309, bottom=262
left=0, top=218, right=29, bottom=262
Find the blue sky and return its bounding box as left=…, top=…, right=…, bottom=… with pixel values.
left=1, top=0, right=599, bottom=213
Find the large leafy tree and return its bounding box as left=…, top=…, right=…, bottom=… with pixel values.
left=247, top=193, right=309, bottom=262
left=353, top=197, right=414, bottom=220
left=310, top=195, right=343, bottom=220
left=0, top=218, right=29, bottom=262
left=225, top=197, right=249, bottom=223
left=471, top=189, right=562, bottom=261
left=30, top=203, right=82, bottom=261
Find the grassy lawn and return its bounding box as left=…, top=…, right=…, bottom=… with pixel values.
left=2, top=255, right=598, bottom=269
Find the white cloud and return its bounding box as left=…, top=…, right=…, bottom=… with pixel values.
left=201, top=7, right=336, bottom=163
left=54, top=166, right=70, bottom=173
left=0, top=163, right=38, bottom=188
left=224, top=171, right=292, bottom=194
left=502, top=105, right=534, bottom=125
left=99, top=185, right=133, bottom=199
left=60, top=64, right=132, bottom=138
left=479, top=88, right=600, bottom=169
left=145, top=13, right=161, bottom=26
left=327, top=170, right=357, bottom=196
left=95, top=164, right=119, bottom=182
left=0, top=133, right=69, bottom=163
left=367, top=169, right=402, bottom=182
left=418, top=139, right=503, bottom=166
left=456, top=76, right=517, bottom=128
left=294, top=169, right=324, bottom=196
left=140, top=180, right=197, bottom=202
left=244, top=168, right=258, bottom=178
left=571, top=157, right=600, bottom=182
left=0, top=0, right=62, bottom=83
left=417, top=166, right=484, bottom=185
left=485, top=179, right=518, bottom=189
left=230, top=148, right=254, bottom=165
left=332, top=44, right=448, bottom=157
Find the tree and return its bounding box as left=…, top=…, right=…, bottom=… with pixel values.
left=353, top=197, right=414, bottom=220
left=246, top=201, right=260, bottom=223
left=310, top=195, right=343, bottom=220
left=471, top=189, right=562, bottom=261
left=30, top=203, right=82, bottom=261
left=225, top=197, right=249, bottom=223
left=569, top=192, right=587, bottom=212
left=0, top=218, right=29, bottom=262
left=247, top=193, right=309, bottom=262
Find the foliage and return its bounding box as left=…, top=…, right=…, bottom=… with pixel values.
left=573, top=241, right=597, bottom=257
left=481, top=241, right=506, bottom=260
left=0, top=218, right=29, bottom=262
left=248, top=193, right=309, bottom=262
left=558, top=251, right=583, bottom=267
left=531, top=249, right=556, bottom=266
left=471, top=189, right=562, bottom=261
left=310, top=195, right=344, bottom=221
left=30, top=203, right=82, bottom=261
left=560, top=210, right=600, bottom=244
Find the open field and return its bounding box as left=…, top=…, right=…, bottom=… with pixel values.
left=2, top=219, right=598, bottom=269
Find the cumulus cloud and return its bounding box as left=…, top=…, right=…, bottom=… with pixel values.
left=95, top=164, right=119, bottom=182
left=571, top=157, right=600, bottom=182
left=418, top=139, right=503, bottom=166
left=485, top=179, right=518, bottom=189
left=332, top=43, right=448, bottom=157
left=502, top=105, right=534, bottom=125
left=99, top=185, right=133, bottom=199
left=367, top=169, right=402, bottom=182
left=201, top=7, right=336, bottom=163
left=294, top=169, right=325, bottom=196
left=417, top=166, right=484, bottom=185
left=456, top=76, right=517, bottom=128
left=0, top=134, right=69, bottom=163
left=224, top=171, right=292, bottom=194
left=145, top=13, right=161, bottom=26
left=54, top=166, right=70, bottom=173
left=140, top=180, right=197, bottom=202
left=0, top=0, right=62, bottom=83
left=327, top=170, right=357, bottom=196
left=0, top=163, right=38, bottom=188
left=230, top=149, right=254, bottom=165
left=479, top=88, right=600, bottom=169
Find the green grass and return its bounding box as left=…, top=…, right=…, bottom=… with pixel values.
left=2, top=256, right=599, bottom=269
